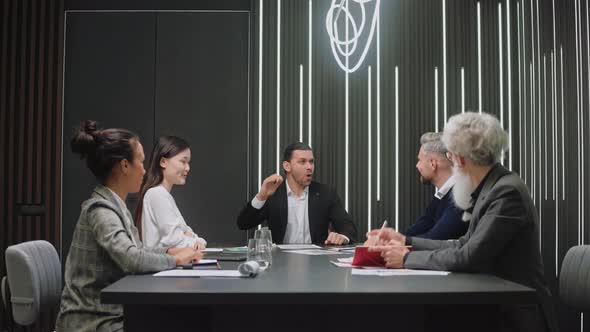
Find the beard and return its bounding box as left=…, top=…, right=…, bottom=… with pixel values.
left=451, top=166, right=476, bottom=216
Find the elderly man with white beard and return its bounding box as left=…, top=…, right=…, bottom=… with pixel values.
left=365, top=112, right=555, bottom=332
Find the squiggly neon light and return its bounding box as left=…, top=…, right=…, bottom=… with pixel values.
left=326, top=0, right=380, bottom=73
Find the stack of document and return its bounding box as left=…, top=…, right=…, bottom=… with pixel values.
left=351, top=269, right=450, bottom=276
left=285, top=249, right=348, bottom=256
left=277, top=244, right=321, bottom=250
left=154, top=269, right=247, bottom=278
left=200, top=248, right=223, bottom=253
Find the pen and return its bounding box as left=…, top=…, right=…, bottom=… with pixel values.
left=374, top=220, right=388, bottom=245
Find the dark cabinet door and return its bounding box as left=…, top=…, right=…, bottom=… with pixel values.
left=154, top=12, right=250, bottom=245
left=62, top=11, right=250, bottom=259
left=62, top=12, right=157, bottom=259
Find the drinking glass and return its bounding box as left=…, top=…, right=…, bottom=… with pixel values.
left=247, top=238, right=272, bottom=269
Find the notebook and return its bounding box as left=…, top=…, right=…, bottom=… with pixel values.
left=204, top=251, right=247, bottom=261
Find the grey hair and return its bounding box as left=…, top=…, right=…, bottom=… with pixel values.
left=420, top=132, right=447, bottom=156
left=442, top=112, right=508, bottom=166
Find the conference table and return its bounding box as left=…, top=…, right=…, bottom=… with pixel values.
left=101, top=248, right=537, bottom=332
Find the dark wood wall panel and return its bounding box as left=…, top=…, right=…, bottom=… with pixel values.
left=0, top=0, right=64, bottom=331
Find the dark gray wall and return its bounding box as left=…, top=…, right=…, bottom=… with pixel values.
left=62, top=10, right=250, bottom=261
left=63, top=12, right=157, bottom=261
left=154, top=12, right=250, bottom=245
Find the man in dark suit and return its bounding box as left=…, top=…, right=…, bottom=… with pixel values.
left=404, top=132, right=466, bottom=240
left=366, top=112, right=554, bottom=331
left=237, top=142, right=357, bottom=245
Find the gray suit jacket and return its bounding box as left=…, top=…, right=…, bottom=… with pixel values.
left=56, top=186, right=176, bottom=332
left=404, top=164, right=553, bottom=331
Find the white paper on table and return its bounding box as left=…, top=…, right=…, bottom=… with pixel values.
left=330, top=261, right=353, bottom=267
left=285, top=249, right=347, bottom=255
left=193, top=259, right=218, bottom=265
left=337, top=257, right=354, bottom=263
left=153, top=269, right=245, bottom=277
left=200, top=248, right=223, bottom=253
left=351, top=269, right=450, bottom=276
left=325, top=246, right=357, bottom=252
left=277, top=244, right=322, bottom=250
left=330, top=260, right=388, bottom=269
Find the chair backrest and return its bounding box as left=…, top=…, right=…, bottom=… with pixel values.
left=5, top=240, right=62, bottom=326
left=559, top=245, right=590, bottom=312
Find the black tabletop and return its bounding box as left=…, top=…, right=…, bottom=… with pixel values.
left=101, top=248, right=536, bottom=306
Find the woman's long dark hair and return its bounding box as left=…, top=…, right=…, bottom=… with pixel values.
left=134, top=136, right=190, bottom=237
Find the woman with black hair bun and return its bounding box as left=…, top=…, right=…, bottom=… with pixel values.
left=56, top=120, right=203, bottom=332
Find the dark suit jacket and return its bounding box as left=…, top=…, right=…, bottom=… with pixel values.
left=237, top=181, right=357, bottom=244
left=403, top=189, right=467, bottom=240
left=404, top=164, right=555, bottom=331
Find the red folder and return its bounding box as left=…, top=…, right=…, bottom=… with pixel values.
left=351, top=246, right=385, bottom=267
left=351, top=246, right=413, bottom=267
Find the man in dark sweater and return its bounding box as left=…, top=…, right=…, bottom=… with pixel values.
left=403, top=132, right=467, bottom=240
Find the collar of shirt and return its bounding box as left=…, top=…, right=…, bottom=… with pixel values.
left=434, top=176, right=456, bottom=200
left=286, top=180, right=309, bottom=200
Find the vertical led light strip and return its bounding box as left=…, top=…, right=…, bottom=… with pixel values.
left=435, top=67, right=439, bottom=130
left=461, top=67, right=465, bottom=113
left=552, top=0, right=559, bottom=200
left=530, top=0, right=535, bottom=203
left=299, top=64, right=303, bottom=142
left=585, top=0, right=590, bottom=245
left=507, top=0, right=512, bottom=171
left=308, top=0, right=312, bottom=147
left=477, top=2, right=482, bottom=113
left=258, top=0, right=263, bottom=189
left=345, top=0, right=350, bottom=211
left=377, top=11, right=381, bottom=201
left=276, top=0, right=281, bottom=174
left=395, top=66, right=399, bottom=231
left=543, top=55, right=547, bottom=200
left=517, top=3, right=522, bottom=177
left=443, top=0, right=448, bottom=121
left=574, top=0, right=582, bottom=245
left=551, top=52, right=559, bottom=277
left=499, top=3, right=504, bottom=129
left=561, top=46, right=565, bottom=200
left=535, top=0, right=542, bottom=210
left=551, top=53, right=556, bottom=201
left=529, top=62, right=537, bottom=204
left=367, top=66, right=372, bottom=231
left=522, top=1, right=528, bottom=183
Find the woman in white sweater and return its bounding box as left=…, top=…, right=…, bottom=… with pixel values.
left=135, top=136, right=207, bottom=249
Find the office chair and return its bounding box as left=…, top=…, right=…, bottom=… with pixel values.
left=3, top=240, right=62, bottom=327
left=559, top=245, right=590, bottom=311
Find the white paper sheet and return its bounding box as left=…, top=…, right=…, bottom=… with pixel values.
left=326, top=246, right=357, bottom=252
left=330, top=259, right=387, bottom=269
left=285, top=249, right=347, bottom=255
left=194, top=259, right=218, bottom=265
left=277, top=244, right=322, bottom=250
left=154, top=269, right=245, bottom=277
left=351, top=269, right=450, bottom=276
left=201, top=248, right=223, bottom=253
left=330, top=261, right=353, bottom=267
